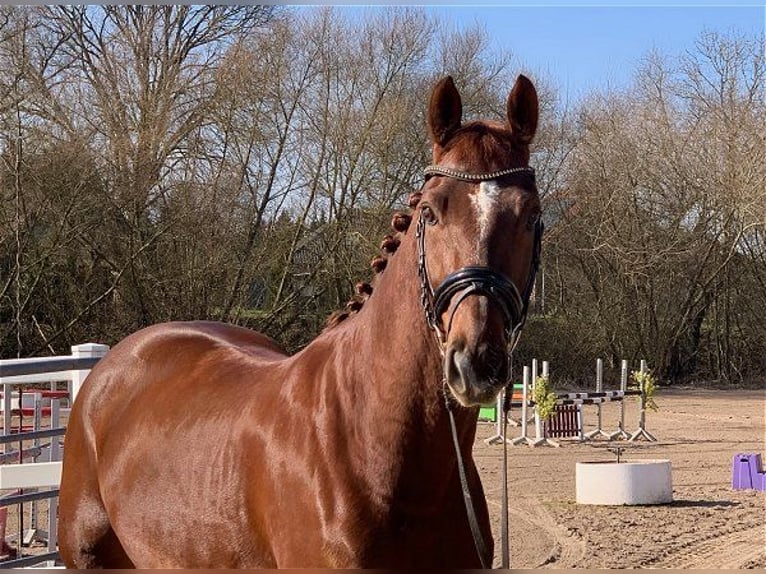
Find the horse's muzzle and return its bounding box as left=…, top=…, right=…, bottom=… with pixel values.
left=444, top=339, right=509, bottom=407
left=433, top=266, right=520, bottom=407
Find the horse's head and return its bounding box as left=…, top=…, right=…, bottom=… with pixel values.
left=418, top=75, right=542, bottom=407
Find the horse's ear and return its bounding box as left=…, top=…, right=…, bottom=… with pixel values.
left=428, top=76, right=463, bottom=146
left=507, top=74, right=538, bottom=145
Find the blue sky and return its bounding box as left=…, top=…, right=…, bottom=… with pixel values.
left=424, top=5, right=763, bottom=100
left=323, top=4, right=764, bottom=103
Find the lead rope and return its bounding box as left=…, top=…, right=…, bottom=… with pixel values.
left=500, top=365, right=513, bottom=568
left=443, top=381, right=491, bottom=569
left=500, top=221, right=543, bottom=568
left=500, top=219, right=542, bottom=568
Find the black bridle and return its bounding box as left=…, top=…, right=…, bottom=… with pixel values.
left=416, top=163, right=543, bottom=569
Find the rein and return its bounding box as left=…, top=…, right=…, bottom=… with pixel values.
left=417, top=164, right=543, bottom=569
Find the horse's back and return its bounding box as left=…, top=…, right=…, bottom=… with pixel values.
left=75, top=320, right=285, bottom=416
left=58, top=321, right=287, bottom=568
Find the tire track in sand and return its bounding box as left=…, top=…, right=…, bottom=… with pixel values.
left=650, top=524, right=765, bottom=569
left=488, top=498, right=586, bottom=568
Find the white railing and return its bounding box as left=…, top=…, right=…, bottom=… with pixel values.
left=0, top=344, right=109, bottom=568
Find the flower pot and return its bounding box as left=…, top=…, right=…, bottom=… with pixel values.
left=575, top=459, right=673, bottom=505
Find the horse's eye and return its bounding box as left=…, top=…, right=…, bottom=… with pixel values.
left=422, top=205, right=438, bottom=226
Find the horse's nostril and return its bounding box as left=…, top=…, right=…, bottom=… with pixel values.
left=478, top=344, right=507, bottom=380
left=445, top=343, right=470, bottom=396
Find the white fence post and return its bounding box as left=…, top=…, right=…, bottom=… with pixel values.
left=532, top=359, right=541, bottom=439
left=511, top=366, right=534, bottom=446
left=609, top=359, right=632, bottom=440
left=70, top=343, right=109, bottom=404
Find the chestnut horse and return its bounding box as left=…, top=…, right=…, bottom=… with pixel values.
left=58, top=74, right=542, bottom=568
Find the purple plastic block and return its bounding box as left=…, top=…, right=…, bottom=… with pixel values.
left=731, top=453, right=766, bottom=491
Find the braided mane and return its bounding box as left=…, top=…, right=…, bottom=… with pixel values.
left=324, top=191, right=422, bottom=331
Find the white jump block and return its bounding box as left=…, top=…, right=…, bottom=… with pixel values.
left=576, top=459, right=673, bottom=505
left=0, top=461, right=62, bottom=489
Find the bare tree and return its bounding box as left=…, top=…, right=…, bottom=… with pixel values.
left=542, top=30, right=765, bottom=383
left=0, top=6, right=278, bottom=354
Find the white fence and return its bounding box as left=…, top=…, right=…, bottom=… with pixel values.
left=0, top=344, right=108, bottom=568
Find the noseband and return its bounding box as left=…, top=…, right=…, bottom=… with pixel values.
left=416, top=165, right=543, bottom=355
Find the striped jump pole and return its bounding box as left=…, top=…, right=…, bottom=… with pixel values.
left=555, top=392, right=639, bottom=404
left=535, top=388, right=641, bottom=441
left=585, top=358, right=611, bottom=440
left=492, top=359, right=657, bottom=448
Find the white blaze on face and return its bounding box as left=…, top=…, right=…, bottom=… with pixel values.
left=471, top=180, right=502, bottom=260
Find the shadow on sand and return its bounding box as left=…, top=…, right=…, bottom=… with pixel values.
left=668, top=499, right=740, bottom=508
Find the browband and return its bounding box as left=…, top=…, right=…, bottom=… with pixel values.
left=423, top=165, right=534, bottom=182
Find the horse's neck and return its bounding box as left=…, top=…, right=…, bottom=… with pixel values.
left=310, top=234, right=478, bottom=503
left=346, top=234, right=444, bottom=422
